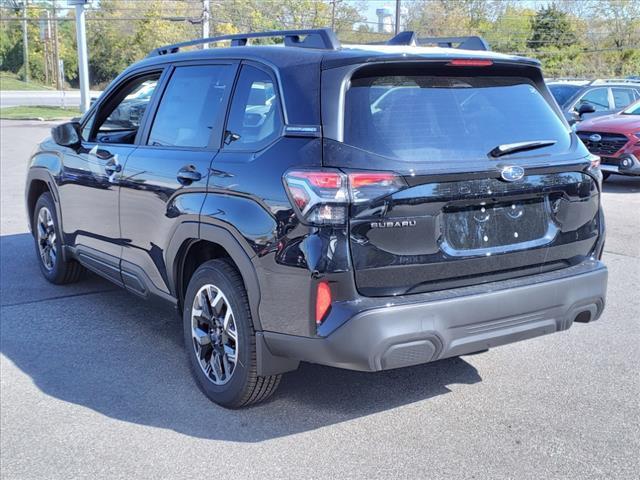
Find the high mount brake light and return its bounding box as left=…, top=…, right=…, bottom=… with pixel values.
left=283, top=169, right=406, bottom=225
left=447, top=59, right=493, bottom=67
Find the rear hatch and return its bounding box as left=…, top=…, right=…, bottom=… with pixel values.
left=322, top=61, right=601, bottom=296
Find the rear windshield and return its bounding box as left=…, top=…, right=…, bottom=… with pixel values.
left=344, top=75, right=570, bottom=163
left=548, top=84, right=580, bottom=107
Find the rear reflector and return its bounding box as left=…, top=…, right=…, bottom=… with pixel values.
left=315, top=281, right=332, bottom=324
left=447, top=59, right=493, bottom=67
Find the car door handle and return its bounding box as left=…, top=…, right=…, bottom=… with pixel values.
left=89, top=145, right=114, bottom=161
left=177, top=165, right=202, bottom=185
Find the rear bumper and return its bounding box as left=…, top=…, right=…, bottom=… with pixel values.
left=263, top=263, right=607, bottom=371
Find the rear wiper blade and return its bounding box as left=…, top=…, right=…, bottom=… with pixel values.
left=489, top=140, right=557, bottom=158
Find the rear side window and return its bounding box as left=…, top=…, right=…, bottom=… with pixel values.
left=612, top=88, right=636, bottom=109
left=148, top=65, right=234, bottom=148
left=223, top=65, right=282, bottom=150
left=344, top=75, right=570, bottom=163
left=578, top=88, right=609, bottom=111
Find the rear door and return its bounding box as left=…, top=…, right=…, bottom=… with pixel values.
left=118, top=61, right=237, bottom=297
left=323, top=62, right=602, bottom=296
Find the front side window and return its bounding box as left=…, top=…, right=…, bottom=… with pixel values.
left=91, top=75, right=160, bottom=144
left=81, top=111, right=95, bottom=140
left=344, top=74, right=571, bottom=163
left=622, top=100, right=640, bottom=115
left=223, top=65, right=283, bottom=150
left=577, top=88, right=609, bottom=111
left=148, top=65, right=234, bottom=148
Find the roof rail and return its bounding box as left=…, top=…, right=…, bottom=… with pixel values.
left=588, top=78, right=640, bottom=85
left=148, top=28, right=340, bottom=57
left=386, top=31, right=490, bottom=51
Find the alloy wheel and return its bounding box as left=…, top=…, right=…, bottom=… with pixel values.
left=191, top=284, right=239, bottom=385
left=36, top=206, right=57, bottom=271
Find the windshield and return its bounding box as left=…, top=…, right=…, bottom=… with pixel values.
left=548, top=84, right=581, bottom=107
left=622, top=100, right=640, bottom=115
left=344, top=75, right=570, bottom=163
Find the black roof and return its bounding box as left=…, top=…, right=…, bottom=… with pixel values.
left=115, top=29, right=541, bottom=126
left=134, top=28, right=539, bottom=72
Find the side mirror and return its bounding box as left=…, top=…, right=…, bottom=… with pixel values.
left=51, top=122, right=82, bottom=149
left=577, top=103, right=596, bottom=117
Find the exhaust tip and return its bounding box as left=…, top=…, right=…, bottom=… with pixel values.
left=574, top=311, right=592, bottom=323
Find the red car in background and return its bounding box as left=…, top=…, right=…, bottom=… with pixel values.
left=576, top=100, right=640, bottom=180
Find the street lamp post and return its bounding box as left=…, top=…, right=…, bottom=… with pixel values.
left=69, top=0, right=90, bottom=113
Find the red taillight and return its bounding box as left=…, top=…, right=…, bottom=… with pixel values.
left=287, top=185, right=310, bottom=210
left=283, top=169, right=406, bottom=224
left=348, top=171, right=406, bottom=204
left=447, top=59, right=493, bottom=67
left=292, top=171, right=343, bottom=189
left=315, top=281, right=332, bottom=324
left=348, top=172, right=397, bottom=188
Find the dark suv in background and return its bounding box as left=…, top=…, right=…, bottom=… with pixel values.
left=547, top=79, right=640, bottom=125
left=26, top=29, right=607, bottom=408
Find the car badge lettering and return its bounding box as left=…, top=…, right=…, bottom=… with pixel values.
left=370, top=220, right=417, bottom=229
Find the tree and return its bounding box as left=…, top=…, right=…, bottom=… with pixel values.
left=484, top=5, right=535, bottom=53
left=527, top=5, right=577, bottom=50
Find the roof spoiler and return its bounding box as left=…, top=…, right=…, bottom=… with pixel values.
left=148, top=28, right=340, bottom=57
left=386, top=31, right=490, bottom=51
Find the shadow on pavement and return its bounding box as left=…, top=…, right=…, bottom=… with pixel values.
left=601, top=175, right=640, bottom=194
left=1, top=233, right=481, bottom=442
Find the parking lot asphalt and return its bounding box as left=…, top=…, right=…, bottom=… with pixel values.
left=1, top=120, right=639, bottom=480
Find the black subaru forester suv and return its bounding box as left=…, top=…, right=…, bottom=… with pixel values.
left=26, top=29, right=608, bottom=408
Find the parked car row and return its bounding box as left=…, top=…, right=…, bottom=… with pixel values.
left=547, top=78, right=640, bottom=180
left=547, top=78, right=640, bottom=124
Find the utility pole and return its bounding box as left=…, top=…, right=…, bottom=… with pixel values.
left=394, top=0, right=401, bottom=34
left=52, top=0, right=61, bottom=90
left=331, top=0, right=336, bottom=30
left=70, top=0, right=90, bottom=112
left=22, top=0, right=29, bottom=83
left=202, top=0, right=210, bottom=48
left=43, top=10, right=51, bottom=85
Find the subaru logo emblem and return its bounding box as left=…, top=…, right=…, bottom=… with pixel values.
left=500, top=165, right=525, bottom=182
left=589, top=134, right=602, bottom=142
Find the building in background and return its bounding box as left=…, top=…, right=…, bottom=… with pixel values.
left=376, top=7, right=393, bottom=33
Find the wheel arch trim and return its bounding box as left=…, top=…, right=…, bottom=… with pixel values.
left=168, top=222, right=263, bottom=331
left=25, top=168, right=68, bottom=261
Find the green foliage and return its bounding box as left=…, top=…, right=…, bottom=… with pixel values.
left=0, top=71, right=52, bottom=90
left=483, top=6, right=535, bottom=53
left=0, top=105, right=80, bottom=120
left=527, top=5, right=577, bottom=50
left=0, top=0, right=638, bottom=88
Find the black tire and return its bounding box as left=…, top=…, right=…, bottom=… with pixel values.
left=32, top=192, right=84, bottom=284
left=183, top=258, right=281, bottom=408
left=602, top=171, right=611, bottom=181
